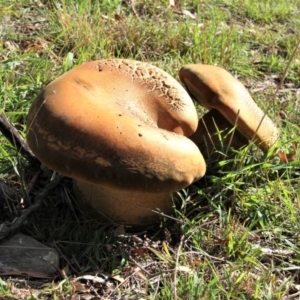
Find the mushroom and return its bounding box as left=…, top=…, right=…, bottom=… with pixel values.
left=179, top=64, right=279, bottom=160
left=27, top=60, right=279, bottom=225
left=26, top=59, right=206, bottom=225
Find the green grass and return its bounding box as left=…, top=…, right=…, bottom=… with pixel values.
left=1, top=0, right=300, bottom=299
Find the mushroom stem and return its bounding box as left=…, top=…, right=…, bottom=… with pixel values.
left=190, top=109, right=249, bottom=162
left=73, top=181, right=173, bottom=225
left=179, top=65, right=279, bottom=153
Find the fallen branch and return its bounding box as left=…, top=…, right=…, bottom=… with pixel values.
left=283, top=290, right=300, bottom=300
left=0, top=174, right=64, bottom=240
left=0, top=113, right=40, bottom=166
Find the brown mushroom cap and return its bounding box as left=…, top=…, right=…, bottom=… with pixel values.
left=27, top=59, right=206, bottom=193
left=179, top=64, right=279, bottom=152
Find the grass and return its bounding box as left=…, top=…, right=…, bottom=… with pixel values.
left=1, top=0, right=300, bottom=298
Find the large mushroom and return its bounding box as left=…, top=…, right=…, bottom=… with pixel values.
left=26, top=60, right=279, bottom=225
left=26, top=59, right=206, bottom=225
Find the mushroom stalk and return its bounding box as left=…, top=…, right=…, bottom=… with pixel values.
left=73, top=181, right=173, bottom=224
left=190, top=109, right=249, bottom=162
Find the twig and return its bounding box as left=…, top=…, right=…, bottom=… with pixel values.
left=0, top=113, right=40, bottom=166
left=173, top=235, right=184, bottom=300
left=283, top=290, right=300, bottom=300
left=151, top=274, right=161, bottom=299
left=129, top=0, right=141, bottom=20
left=183, top=250, right=228, bottom=263
left=0, top=175, right=63, bottom=240
left=129, top=255, right=152, bottom=276
left=27, top=170, right=43, bottom=194
left=107, top=263, right=150, bottom=298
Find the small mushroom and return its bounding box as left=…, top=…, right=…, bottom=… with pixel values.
left=179, top=64, right=279, bottom=155
left=26, top=59, right=206, bottom=225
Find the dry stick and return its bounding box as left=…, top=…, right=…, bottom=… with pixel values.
left=173, top=235, right=184, bottom=300
left=0, top=113, right=40, bottom=166
left=0, top=174, right=63, bottom=240
left=129, top=0, right=141, bottom=20
left=0, top=113, right=56, bottom=240
left=283, top=290, right=300, bottom=300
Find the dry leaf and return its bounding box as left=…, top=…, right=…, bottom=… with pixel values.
left=110, top=274, right=125, bottom=283
left=177, top=265, right=194, bottom=275
left=75, top=275, right=107, bottom=284
left=181, top=9, right=197, bottom=19
left=132, top=247, right=148, bottom=256
left=114, top=14, right=123, bottom=21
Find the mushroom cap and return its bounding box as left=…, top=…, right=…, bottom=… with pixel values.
left=179, top=64, right=279, bottom=151
left=27, top=59, right=206, bottom=193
